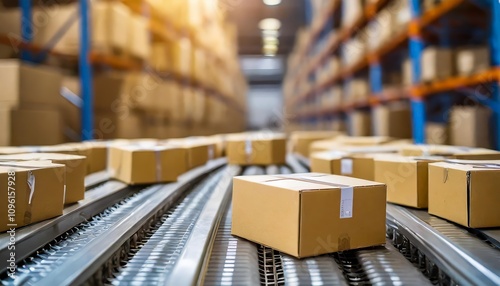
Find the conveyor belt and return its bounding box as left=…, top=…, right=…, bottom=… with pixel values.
left=1, top=155, right=498, bottom=285
left=387, top=204, right=500, bottom=285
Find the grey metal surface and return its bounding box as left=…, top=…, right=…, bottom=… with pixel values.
left=203, top=167, right=264, bottom=286
left=387, top=204, right=500, bottom=286
left=293, top=153, right=311, bottom=169
left=286, top=154, right=309, bottom=173
left=265, top=165, right=280, bottom=175
left=26, top=158, right=226, bottom=285
left=357, top=241, right=431, bottom=285
left=111, top=168, right=226, bottom=285
left=162, top=165, right=241, bottom=286
left=84, top=170, right=110, bottom=189
left=480, top=229, right=500, bottom=249
left=279, top=166, right=292, bottom=174
left=0, top=179, right=129, bottom=273
left=1, top=184, right=163, bottom=285
left=258, top=246, right=285, bottom=286
left=281, top=255, right=347, bottom=286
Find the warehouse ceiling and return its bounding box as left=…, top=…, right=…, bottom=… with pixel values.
left=226, top=0, right=306, bottom=56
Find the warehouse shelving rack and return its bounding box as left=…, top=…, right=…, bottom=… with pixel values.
left=0, top=0, right=245, bottom=141
left=287, top=0, right=500, bottom=149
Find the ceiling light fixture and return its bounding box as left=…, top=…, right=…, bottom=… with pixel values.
left=263, top=0, right=282, bottom=6
left=258, top=18, right=281, bottom=30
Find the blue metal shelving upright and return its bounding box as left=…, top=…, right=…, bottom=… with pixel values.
left=19, top=0, right=95, bottom=141
left=490, top=0, right=500, bottom=149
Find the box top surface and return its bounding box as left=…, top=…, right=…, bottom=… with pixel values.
left=112, top=144, right=180, bottom=152
left=226, top=133, right=286, bottom=142
left=402, top=144, right=499, bottom=155
left=430, top=160, right=500, bottom=172
left=290, top=131, right=343, bottom=139
left=0, top=160, right=65, bottom=172
left=375, top=154, right=445, bottom=163
left=235, top=173, right=384, bottom=191
left=0, top=152, right=86, bottom=161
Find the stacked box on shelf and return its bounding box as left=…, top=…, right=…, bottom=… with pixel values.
left=0, top=60, right=64, bottom=146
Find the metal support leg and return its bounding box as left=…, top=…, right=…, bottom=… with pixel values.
left=79, top=0, right=94, bottom=141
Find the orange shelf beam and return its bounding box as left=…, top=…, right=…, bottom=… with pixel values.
left=420, top=0, right=465, bottom=28
left=415, top=68, right=500, bottom=97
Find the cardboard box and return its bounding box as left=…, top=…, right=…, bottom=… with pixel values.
left=165, top=138, right=214, bottom=170
left=290, top=131, right=344, bottom=157
left=0, top=60, right=62, bottom=109
left=401, top=145, right=500, bottom=160
left=10, top=108, right=63, bottom=146
left=371, top=104, right=412, bottom=139
left=0, top=160, right=65, bottom=232
left=83, top=141, right=108, bottom=174
left=311, top=149, right=398, bottom=181
left=226, top=134, right=286, bottom=165
left=428, top=160, right=500, bottom=228
left=0, top=153, right=86, bottom=204
left=421, top=47, right=454, bottom=82
left=347, top=111, right=371, bottom=136
left=129, top=15, right=150, bottom=60
left=426, top=123, right=448, bottom=145
left=108, top=144, right=186, bottom=185
left=450, top=106, right=491, bottom=148
left=456, top=47, right=490, bottom=76
left=309, top=136, right=394, bottom=154
left=374, top=155, right=443, bottom=208
left=93, top=72, right=127, bottom=110
left=231, top=173, right=387, bottom=258
left=94, top=110, right=145, bottom=139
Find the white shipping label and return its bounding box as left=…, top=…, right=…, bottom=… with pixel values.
left=340, top=187, right=354, bottom=219
left=341, top=159, right=353, bottom=175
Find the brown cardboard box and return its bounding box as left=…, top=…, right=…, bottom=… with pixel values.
left=347, top=111, right=371, bottom=136
left=309, top=136, right=394, bottom=154
left=232, top=173, right=387, bottom=258
left=0, top=160, right=65, bottom=232
left=371, top=104, right=412, bottom=139
left=374, top=155, right=443, bottom=208
left=83, top=141, right=108, bottom=174
left=226, top=134, right=286, bottom=165
left=450, top=106, right=491, bottom=148
left=108, top=144, right=186, bottom=185
left=0, top=60, right=62, bottom=109
left=421, top=47, right=454, bottom=82
left=165, top=138, right=214, bottom=170
left=94, top=111, right=145, bottom=139
left=10, top=108, right=63, bottom=146
left=400, top=144, right=500, bottom=160
left=290, top=131, right=344, bottom=157
left=428, top=160, right=500, bottom=228
left=426, top=123, right=448, bottom=145
left=0, top=153, right=86, bottom=204
left=456, top=47, right=490, bottom=76
left=311, top=149, right=397, bottom=181
left=93, top=72, right=127, bottom=110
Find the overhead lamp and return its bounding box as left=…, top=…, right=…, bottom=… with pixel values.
left=259, top=18, right=281, bottom=30
left=263, top=36, right=279, bottom=45
left=263, top=0, right=282, bottom=6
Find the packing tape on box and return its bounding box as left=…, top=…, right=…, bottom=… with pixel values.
left=245, top=139, right=252, bottom=163
left=155, top=149, right=162, bottom=181
left=268, top=175, right=354, bottom=219
left=208, top=145, right=214, bottom=161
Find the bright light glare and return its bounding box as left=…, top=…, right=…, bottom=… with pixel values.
left=263, top=0, right=282, bottom=6
left=258, top=18, right=281, bottom=30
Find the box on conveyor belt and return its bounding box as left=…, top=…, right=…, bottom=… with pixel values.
left=225, top=133, right=286, bottom=166
left=290, top=131, right=344, bottom=157
left=309, top=136, right=394, bottom=154
left=231, top=173, right=387, bottom=258
left=0, top=153, right=86, bottom=204
left=164, top=137, right=216, bottom=170
left=400, top=144, right=500, bottom=160
left=0, top=160, right=66, bottom=232
left=108, top=144, right=186, bottom=185
left=428, top=160, right=500, bottom=228
left=310, top=146, right=400, bottom=181
left=374, top=155, right=444, bottom=208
